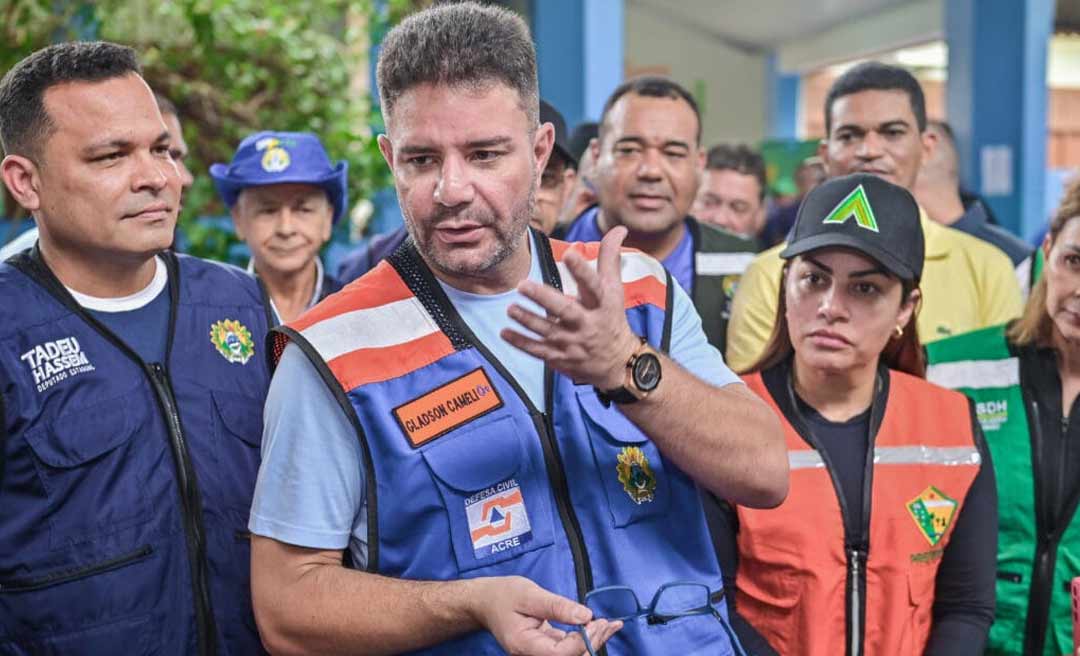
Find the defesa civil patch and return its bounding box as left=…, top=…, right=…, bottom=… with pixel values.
left=466, top=479, right=534, bottom=559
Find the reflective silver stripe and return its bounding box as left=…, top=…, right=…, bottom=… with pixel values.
left=926, top=358, right=1020, bottom=390
left=789, top=446, right=980, bottom=470
left=694, top=252, right=755, bottom=276
left=789, top=450, right=825, bottom=470
left=873, top=445, right=981, bottom=466
left=1015, top=254, right=1032, bottom=298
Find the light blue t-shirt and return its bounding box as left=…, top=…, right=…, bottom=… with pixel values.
left=435, top=231, right=547, bottom=410
left=248, top=240, right=741, bottom=568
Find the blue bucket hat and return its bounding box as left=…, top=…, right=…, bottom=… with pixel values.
left=210, top=131, right=349, bottom=224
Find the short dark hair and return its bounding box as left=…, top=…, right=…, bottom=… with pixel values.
left=376, top=2, right=538, bottom=128
left=599, top=76, right=701, bottom=144
left=824, top=61, right=926, bottom=136
left=0, top=41, right=140, bottom=159
left=705, top=144, right=767, bottom=200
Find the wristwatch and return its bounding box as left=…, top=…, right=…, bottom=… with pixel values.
left=596, top=336, right=663, bottom=405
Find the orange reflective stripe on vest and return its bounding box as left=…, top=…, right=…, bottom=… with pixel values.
left=736, top=370, right=981, bottom=656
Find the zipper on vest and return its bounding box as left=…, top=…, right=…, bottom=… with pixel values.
left=12, top=251, right=217, bottom=655
left=779, top=366, right=878, bottom=656
left=446, top=324, right=595, bottom=607
left=539, top=366, right=594, bottom=602
left=0, top=545, right=152, bottom=592
left=1023, top=397, right=1071, bottom=656
left=848, top=547, right=864, bottom=656
left=534, top=411, right=593, bottom=601
left=149, top=363, right=217, bottom=656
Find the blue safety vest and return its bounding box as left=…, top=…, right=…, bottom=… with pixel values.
left=0, top=249, right=272, bottom=655
left=275, top=233, right=742, bottom=655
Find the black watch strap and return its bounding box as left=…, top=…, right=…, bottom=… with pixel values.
left=595, top=386, right=639, bottom=407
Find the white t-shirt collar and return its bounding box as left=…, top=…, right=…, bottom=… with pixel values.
left=66, top=255, right=168, bottom=313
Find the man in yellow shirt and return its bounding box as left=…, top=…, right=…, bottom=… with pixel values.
left=726, top=62, right=1021, bottom=372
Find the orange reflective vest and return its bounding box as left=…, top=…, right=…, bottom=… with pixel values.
left=736, top=367, right=982, bottom=656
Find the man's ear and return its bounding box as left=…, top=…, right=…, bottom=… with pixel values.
left=230, top=205, right=248, bottom=242
left=377, top=134, right=396, bottom=174
left=1, top=154, right=42, bottom=212
left=920, top=129, right=937, bottom=168
left=533, top=122, right=555, bottom=179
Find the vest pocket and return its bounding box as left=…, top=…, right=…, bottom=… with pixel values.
left=24, top=392, right=151, bottom=549
left=421, top=415, right=555, bottom=573
left=575, top=388, right=671, bottom=527
left=0, top=545, right=152, bottom=593
left=210, top=389, right=264, bottom=514
left=905, top=568, right=935, bottom=652
left=0, top=612, right=156, bottom=655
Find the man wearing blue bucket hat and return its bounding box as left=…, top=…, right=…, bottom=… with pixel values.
left=212, top=131, right=346, bottom=323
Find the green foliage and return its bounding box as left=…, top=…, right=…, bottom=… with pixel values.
left=1, top=0, right=414, bottom=260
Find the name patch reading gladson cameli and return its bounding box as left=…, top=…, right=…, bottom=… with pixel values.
left=393, top=368, right=504, bottom=446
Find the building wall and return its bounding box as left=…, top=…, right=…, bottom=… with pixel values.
left=623, top=2, right=767, bottom=146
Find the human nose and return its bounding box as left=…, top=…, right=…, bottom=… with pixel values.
left=855, top=131, right=884, bottom=160
left=818, top=285, right=849, bottom=321
left=273, top=208, right=299, bottom=236
left=433, top=156, right=475, bottom=207
left=636, top=146, right=663, bottom=180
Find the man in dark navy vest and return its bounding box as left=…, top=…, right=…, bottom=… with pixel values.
left=0, top=41, right=271, bottom=654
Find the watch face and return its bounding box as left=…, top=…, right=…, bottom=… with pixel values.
left=632, top=353, right=662, bottom=392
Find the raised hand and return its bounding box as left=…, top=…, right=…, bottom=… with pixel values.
left=502, top=226, right=639, bottom=390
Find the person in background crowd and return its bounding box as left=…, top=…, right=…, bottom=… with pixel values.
left=0, top=90, right=194, bottom=261
left=557, top=76, right=759, bottom=354
left=247, top=4, right=787, bottom=655
left=336, top=100, right=577, bottom=283
left=721, top=173, right=996, bottom=655
left=568, top=121, right=599, bottom=165
left=555, top=127, right=599, bottom=229
left=915, top=120, right=1035, bottom=290
left=154, top=93, right=195, bottom=196
left=0, top=41, right=271, bottom=654
left=692, top=143, right=768, bottom=239
left=926, top=176, right=1080, bottom=656
left=211, top=131, right=345, bottom=323
left=531, top=100, right=577, bottom=235
left=760, top=156, right=826, bottom=248
left=553, top=121, right=600, bottom=228
left=725, top=61, right=1023, bottom=373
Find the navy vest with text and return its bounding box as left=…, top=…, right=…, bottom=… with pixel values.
left=0, top=251, right=271, bottom=656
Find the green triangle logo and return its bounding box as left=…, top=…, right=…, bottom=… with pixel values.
left=821, top=184, right=879, bottom=232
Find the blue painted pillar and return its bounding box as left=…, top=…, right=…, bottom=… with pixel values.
left=946, top=0, right=1054, bottom=241
left=766, top=54, right=800, bottom=140
left=533, top=0, right=624, bottom=130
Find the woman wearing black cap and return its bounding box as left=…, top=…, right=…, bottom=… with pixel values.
left=713, top=173, right=997, bottom=655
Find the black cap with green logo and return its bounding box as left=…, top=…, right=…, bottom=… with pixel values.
left=780, top=172, right=924, bottom=282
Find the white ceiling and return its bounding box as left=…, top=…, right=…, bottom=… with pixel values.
left=627, top=0, right=915, bottom=51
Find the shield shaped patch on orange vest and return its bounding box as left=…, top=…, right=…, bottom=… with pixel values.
left=906, top=485, right=958, bottom=546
